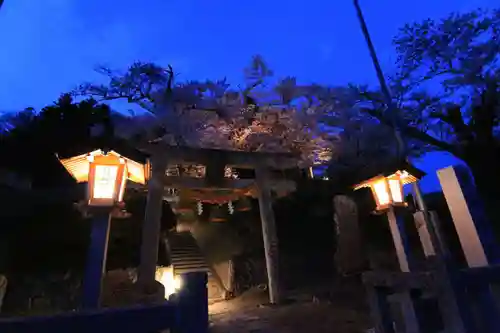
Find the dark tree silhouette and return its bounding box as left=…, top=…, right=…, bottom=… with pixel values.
left=340, top=8, right=500, bottom=221
left=0, top=95, right=148, bottom=277
left=0, top=94, right=117, bottom=186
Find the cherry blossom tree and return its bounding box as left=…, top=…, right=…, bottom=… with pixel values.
left=76, top=56, right=334, bottom=167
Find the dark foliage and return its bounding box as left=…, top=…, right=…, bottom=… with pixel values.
left=347, top=8, right=500, bottom=223
left=0, top=96, right=161, bottom=277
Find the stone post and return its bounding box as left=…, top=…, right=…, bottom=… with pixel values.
left=437, top=165, right=500, bottom=267
left=82, top=209, right=112, bottom=309
left=386, top=206, right=412, bottom=272
left=173, top=272, right=209, bottom=333
left=412, top=182, right=437, bottom=257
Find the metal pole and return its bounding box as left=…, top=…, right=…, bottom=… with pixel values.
left=353, top=0, right=405, bottom=159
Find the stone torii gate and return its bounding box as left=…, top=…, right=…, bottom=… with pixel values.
left=137, top=142, right=300, bottom=304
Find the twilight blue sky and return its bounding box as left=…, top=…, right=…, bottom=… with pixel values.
left=0, top=0, right=497, bottom=191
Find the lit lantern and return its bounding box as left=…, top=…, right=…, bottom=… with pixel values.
left=353, top=168, right=422, bottom=212
left=155, top=266, right=182, bottom=299
left=58, top=149, right=147, bottom=208
left=368, top=175, right=403, bottom=211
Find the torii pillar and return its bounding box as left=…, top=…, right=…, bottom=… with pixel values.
left=255, top=167, right=281, bottom=304
left=138, top=156, right=167, bottom=285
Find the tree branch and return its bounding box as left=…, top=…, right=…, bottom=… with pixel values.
left=361, top=107, right=461, bottom=156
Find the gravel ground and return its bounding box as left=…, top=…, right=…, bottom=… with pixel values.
left=209, top=281, right=373, bottom=333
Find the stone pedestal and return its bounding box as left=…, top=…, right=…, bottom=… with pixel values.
left=82, top=211, right=112, bottom=309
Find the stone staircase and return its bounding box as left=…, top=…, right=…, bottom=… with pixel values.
left=165, top=232, right=210, bottom=275
left=165, top=232, right=226, bottom=301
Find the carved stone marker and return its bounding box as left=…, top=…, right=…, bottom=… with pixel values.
left=333, top=195, right=366, bottom=275
left=437, top=165, right=500, bottom=267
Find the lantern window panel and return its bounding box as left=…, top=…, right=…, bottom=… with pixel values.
left=372, top=178, right=391, bottom=207
left=388, top=177, right=404, bottom=204
left=93, top=164, right=119, bottom=199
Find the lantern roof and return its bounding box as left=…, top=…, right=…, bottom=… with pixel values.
left=55, top=137, right=148, bottom=163
left=352, top=160, right=425, bottom=190
left=57, top=149, right=147, bottom=185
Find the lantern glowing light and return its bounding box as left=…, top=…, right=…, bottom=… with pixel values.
left=354, top=169, right=419, bottom=212
left=58, top=150, right=147, bottom=207
left=93, top=164, right=119, bottom=198
left=372, top=178, right=392, bottom=207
